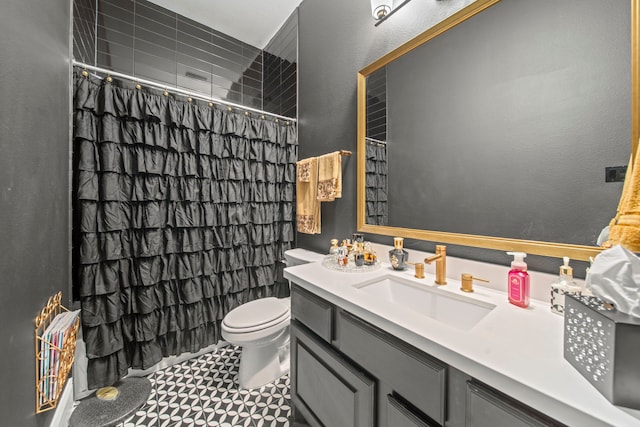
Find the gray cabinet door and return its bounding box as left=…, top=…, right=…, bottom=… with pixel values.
left=337, top=310, right=447, bottom=425
left=291, top=320, right=376, bottom=427
left=466, top=381, right=565, bottom=427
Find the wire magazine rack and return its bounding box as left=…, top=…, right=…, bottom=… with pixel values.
left=34, top=292, right=80, bottom=413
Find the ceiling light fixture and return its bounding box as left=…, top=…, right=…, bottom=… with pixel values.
left=371, top=0, right=393, bottom=20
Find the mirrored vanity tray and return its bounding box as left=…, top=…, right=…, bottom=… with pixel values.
left=322, top=255, right=382, bottom=273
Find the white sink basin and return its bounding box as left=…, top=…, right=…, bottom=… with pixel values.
left=354, top=276, right=495, bottom=330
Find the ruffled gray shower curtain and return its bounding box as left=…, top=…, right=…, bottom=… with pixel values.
left=72, top=68, right=297, bottom=389
left=365, top=141, right=388, bottom=226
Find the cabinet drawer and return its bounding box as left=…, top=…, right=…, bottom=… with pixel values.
left=291, top=320, right=375, bottom=427
left=387, top=394, right=438, bottom=427
left=337, top=310, right=447, bottom=425
left=466, top=381, right=564, bottom=427
left=291, top=284, right=333, bottom=342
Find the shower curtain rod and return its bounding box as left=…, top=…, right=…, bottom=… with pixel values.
left=73, top=60, right=297, bottom=123
left=365, top=137, right=387, bottom=145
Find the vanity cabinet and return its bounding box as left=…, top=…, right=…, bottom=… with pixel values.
left=337, top=310, right=446, bottom=425
left=290, top=321, right=376, bottom=427
left=291, top=285, right=441, bottom=427
left=290, top=284, right=564, bottom=427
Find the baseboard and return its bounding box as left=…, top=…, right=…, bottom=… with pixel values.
left=127, top=341, right=229, bottom=378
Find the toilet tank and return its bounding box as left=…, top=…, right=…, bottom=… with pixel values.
left=284, top=248, right=325, bottom=267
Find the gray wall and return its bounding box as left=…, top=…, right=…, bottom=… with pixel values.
left=296, top=0, right=475, bottom=252
left=296, top=0, right=612, bottom=274
left=0, top=0, right=71, bottom=425
left=386, top=0, right=628, bottom=246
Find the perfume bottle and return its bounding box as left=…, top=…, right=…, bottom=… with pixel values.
left=388, top=237, right=409, bottom=270
left=338, top=240, right=349, bottom=266
left=352, top=233, right=364, bottom=244
left=363, top=242, right=377, bottom=265
left=329, top=239, right=339, bottom=257
left=355, top=243, right=365, bottom=267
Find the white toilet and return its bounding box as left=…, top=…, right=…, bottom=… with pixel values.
left=221, top=248, right=325, bottom=389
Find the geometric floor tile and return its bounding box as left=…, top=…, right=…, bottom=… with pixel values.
left=119, top=346, right=291, bottom=427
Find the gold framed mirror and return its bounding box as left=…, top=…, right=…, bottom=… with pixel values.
left=357, top=0, right=640, bottom=261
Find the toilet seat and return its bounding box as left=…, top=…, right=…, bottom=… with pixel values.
left=222, top=297, right=290, bottom=333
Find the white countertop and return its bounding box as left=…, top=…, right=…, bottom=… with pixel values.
left=284, top=252, right=640, bottom=427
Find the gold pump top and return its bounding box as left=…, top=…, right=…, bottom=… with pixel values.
left=393, top=237, right=404, bottom=249
left=560, top=265, right=573, bottom=276
left=560, top=256, right=573, bottom=276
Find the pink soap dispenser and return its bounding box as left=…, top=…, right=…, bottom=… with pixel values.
left=506, top=252, right=530, bottom=308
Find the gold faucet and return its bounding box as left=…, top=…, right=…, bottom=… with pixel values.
left=424, top=245, right=447, bottom=285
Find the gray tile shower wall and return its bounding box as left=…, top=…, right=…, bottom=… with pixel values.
left=264, top=12, right=298, bottom=119
left=365, top=66, right=386, bottom=142
left=72, top=0, right=298, bottom=118
left=73, top=0, right=96, bottom=64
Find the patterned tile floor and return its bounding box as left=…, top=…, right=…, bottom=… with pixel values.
left=119, top=346, right=291, bottom=427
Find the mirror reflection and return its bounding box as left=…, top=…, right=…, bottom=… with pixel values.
left=360, top=0, right=634, bottom=259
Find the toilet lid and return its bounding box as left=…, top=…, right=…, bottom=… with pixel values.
left=223, top=298, right=289, bottom=331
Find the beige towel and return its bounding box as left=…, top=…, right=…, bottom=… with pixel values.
left=607, top=146, right=640, bottom=251
left=317, top=151, right=342, bottom=202
left=296, top=157, right=321, bottom=234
